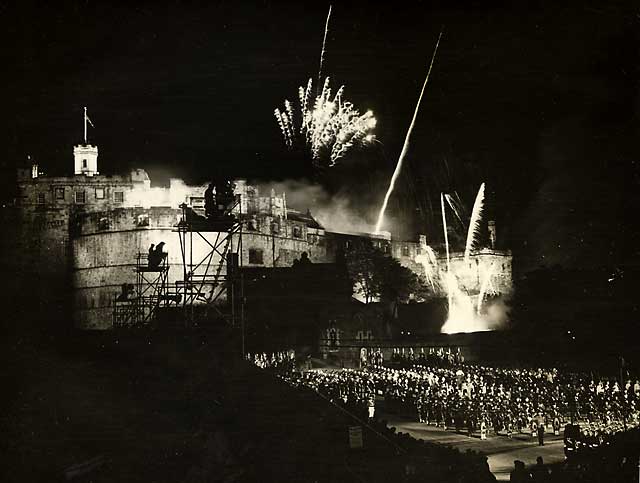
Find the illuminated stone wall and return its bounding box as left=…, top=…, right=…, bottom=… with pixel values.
left=392, top=238, right=513, bottom=299
left=13, top=164, right=512, bottom=330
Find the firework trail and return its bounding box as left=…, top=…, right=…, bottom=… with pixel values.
left=444, top=193, right=464, bottom=226
left=440, top=192, right=452, bottom=309
left=463, top=182, right=485, bottom=263
left=274, top=77, right=376, bottom=167
left=477, top=262, right=495, bottom=315
left=415, top=243, right=439, bottom=289
left=374, top=30, right=443, bottom=233
left=317, top=5, right=332, bottom=95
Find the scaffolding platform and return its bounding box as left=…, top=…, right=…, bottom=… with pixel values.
left=112, top=253, right=180, bottom=329
left=112, top=196, right=244, bottom=331
left=174, top=201, right=243, bottom=328
left=177, top=204, right=238, bottom=232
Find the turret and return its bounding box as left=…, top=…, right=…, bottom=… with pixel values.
left=74, top=107, right=99, bottom=176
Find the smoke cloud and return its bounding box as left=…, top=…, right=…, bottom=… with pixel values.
left=481, top=296, right=511, bottom=331
left=252, top=179, right=384, bottom=235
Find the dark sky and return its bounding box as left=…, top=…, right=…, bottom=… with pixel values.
left=2, top=1, right=639, bottom=272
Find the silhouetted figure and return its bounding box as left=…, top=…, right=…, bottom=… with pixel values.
left=537, top=422, right=545, bottom=446
left=476, top=457, right=497, bottom=482
left=299, top=251, right=312, bottom=265
left=148, top=244, right=158, bottom=268
left=530, top=457, right=550, bottom=482
left=204, top=183, right=214, bottom=218
left=510, top=460, right=531, bottom=482
left=116, top=283, right=135, bottom=301
left=214, top=179, right=235, bottom=212
left=149, top=242, right=167, bottom=269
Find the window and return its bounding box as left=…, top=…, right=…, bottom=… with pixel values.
left=36, top=192, right=45, bottom=205
left=137, top=214, right=149, bottom=227
left=270, top=222, right=280, bottom=235
left=114, top=191, right=124, bottom=203
left=82, top=159, right=88, bottom=169
left=402, top=245, right=409, bottom=257
left=98, top=217, right=109, bottom=230
left=293, top=225, right=302, bottom=238
left=95, top=188, right=105, bottom=199
left=249, top=248, right=264, bottom=265
left=328, top=327, right=338, bottom=348
left=357, top=330, right=373, bottom=341
left=75, top=191, right=85, bottom=204
left=55, top=188, right=65, bottom=200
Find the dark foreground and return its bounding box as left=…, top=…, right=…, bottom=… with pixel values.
left=2, top=329, right=471, bottom=482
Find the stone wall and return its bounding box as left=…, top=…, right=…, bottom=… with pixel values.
left=12, top=166, right=513, bottom=330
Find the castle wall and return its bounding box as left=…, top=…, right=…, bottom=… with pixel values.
left=13, top=163, right=513, bottom=330
left=71, top=207, right=334, bottom=329
left=72, top=208, right=182, bottom=328
left=392, top=238, right=513, bottom=299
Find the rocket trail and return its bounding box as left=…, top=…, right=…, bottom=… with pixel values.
left=317, top=5, right=332, bottom=95
left=374, top=30, right=442, bottom=233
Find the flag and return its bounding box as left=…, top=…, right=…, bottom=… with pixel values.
left=85, top=112, right=95, bottom=128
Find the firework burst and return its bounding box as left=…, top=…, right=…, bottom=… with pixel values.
left=274, top=77, right=377, bottom=168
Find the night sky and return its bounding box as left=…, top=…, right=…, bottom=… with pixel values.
left=2, top=1, right=639, bottom=272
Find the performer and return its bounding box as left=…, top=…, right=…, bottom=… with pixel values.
left=553, top=415, right=560, bottom=436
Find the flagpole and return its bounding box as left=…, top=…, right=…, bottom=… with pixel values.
left=84, top=107, right=87, bottom=144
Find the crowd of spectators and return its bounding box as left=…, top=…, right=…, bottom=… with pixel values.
left=250, top=349, right=640, bottom=481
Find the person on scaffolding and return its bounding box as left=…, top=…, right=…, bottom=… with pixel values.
left=149, top=242, right=167, bottom=269
left=148, top=244, right=156, bottom=267
left=204, top=182, right=215, bottom=219
left=215, top=177, right=235, bottom=214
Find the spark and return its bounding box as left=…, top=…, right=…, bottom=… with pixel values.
left=444, top=193, right=464, bottom=226
left=415, top=242, right=439, bottom=289
left=477, top=262, right=495, bottom=315
left=463, top=182, right=485, bottom=264
left=374, top=30, right=443, bottom=233
left=274, top=77, right=376, bottom=168
left=439, top=187, right=504, bottom=334
left=317, top=5, right=332, bottom=95
left=441, top=192, right=452, bottom=310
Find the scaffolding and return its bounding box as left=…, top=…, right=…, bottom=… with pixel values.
left=112, top=253, right=179, bottom=328
left=173, top=198, right=243, bottom=328
left=112, top=195, right=243, bottom=330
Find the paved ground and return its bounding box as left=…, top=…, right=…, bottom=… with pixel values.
left=383, top=415, right=565, bottom=480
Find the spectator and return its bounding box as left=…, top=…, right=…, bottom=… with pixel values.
left=510, top=460, right=531, bottom=482
left=530, top=456, right=550, bottom=482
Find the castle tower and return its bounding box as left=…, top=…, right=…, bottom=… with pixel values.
left=74, top=107, right=99, bottom=176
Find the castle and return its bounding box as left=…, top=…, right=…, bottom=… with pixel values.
left=9, top=132, right=512, bottom=331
